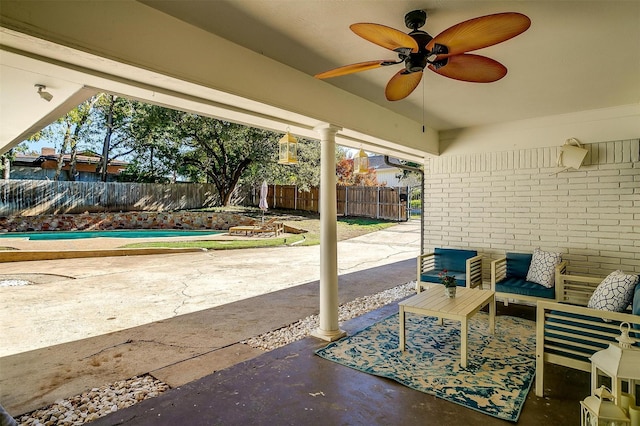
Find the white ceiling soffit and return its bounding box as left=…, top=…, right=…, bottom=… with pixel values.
left=140, top=0, right=640, bottom=131
left=0, top=15, right=433, bottom=161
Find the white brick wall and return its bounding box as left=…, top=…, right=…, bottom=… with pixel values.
left=423, top=138, right=640, bottom=278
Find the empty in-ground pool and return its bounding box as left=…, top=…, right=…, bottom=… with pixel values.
left=0, top=229, right=223, bottom=241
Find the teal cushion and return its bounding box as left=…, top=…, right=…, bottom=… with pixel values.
left=495, top=277, right=555, bottom=299
left=633, top=279, right=640, bottom=336
left=434, top=248, right=477, bottom=273
left=506, top=252, right=532, bottom=279
left=420, top=271, right=467, bottom=287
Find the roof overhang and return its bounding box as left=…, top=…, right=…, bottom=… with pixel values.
left=0, top=0, right=439, bottom=161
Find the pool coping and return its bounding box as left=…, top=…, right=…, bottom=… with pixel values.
left=0, top=247, right=207, bottom=263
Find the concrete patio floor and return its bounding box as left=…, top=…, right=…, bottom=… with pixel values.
left=0, top=219, right=592, bottom=424
left=1, top=221, right=422, bottom=416
left=90, top=302, right=590, bottom=426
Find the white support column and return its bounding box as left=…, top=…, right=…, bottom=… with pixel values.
left=311, top=123, right=346, bottom=342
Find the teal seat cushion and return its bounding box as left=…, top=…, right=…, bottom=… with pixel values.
left=434, top=248, right=477, bottom=273
left=633, top=280, right=640, bottom=336
left=420, top=270, right=467, bottom=287
left=633, top=280, right=640, bottom=316
left=495, top=277, right=555, bottom=299
left=506, top=252, right=532, bottom=279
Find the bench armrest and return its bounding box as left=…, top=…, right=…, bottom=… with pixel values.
left=555, top=271, right=602, bottom=305
left=490, top=257, right=507, bottom=291
left=416, top=252, right=435, bottom=292
left=466, top=255, right=483, bottom=289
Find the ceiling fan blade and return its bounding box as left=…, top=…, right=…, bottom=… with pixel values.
left=315, top=60, right=393, bottom=79
left=428, top=54, right=507, bottom=82
left=385, top=70, right=423, bottom=101
left=351, top=23, right=419, bottom=53
left=426, top=12, right=530, bottom=56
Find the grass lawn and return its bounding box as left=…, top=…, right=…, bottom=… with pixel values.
left=123, top=210, right=399, bottom=250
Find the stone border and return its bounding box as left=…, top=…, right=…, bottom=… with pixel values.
left=0, top=211, right=252, bottom=233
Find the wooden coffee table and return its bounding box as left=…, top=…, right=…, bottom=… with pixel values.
left=398, top=286, right=495, bottom=368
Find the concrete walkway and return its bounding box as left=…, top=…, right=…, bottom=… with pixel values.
left=0, top=220, right=420, bottom=416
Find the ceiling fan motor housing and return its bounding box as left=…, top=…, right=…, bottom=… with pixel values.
left=405, top=30, right=433, bottom=73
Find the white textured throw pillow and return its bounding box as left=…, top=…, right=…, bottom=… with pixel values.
left=588, top=270, right=639, bottom=312
left=526, top=248, right=562, bottom=288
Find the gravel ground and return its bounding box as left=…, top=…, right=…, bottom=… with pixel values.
left=14, top=281, right=416, bottom=425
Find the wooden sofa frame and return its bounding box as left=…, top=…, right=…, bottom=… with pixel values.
left=490, top=257, right=567, bottom=305
left=416, top=251, right=483, bottom=293
left=535, top=272, right=640, bottom=397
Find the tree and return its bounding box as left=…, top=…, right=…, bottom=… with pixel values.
left=0, top=145, right=28, bottom=179
left=27, top=95, right=102, bottom=181
left=93, top=94, right=139, bottom=181
left=392, top=159, right=423, bottom=186
left=250, top=137, right=322, bottom=192
left=116, top=103, right=185, bottom=183
left=336, top=157, right=379, bottom=186
left=174, top=116, right=278, bottom=205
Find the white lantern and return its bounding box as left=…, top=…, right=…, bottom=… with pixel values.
left=581, top=386, right=630, bottom=426
left=590, top=323, right=640, bottom=409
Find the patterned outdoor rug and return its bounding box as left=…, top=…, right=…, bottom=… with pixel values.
left=315, top=312, right=536, bottom=422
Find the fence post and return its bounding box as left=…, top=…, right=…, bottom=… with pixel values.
left=344, top=186, right=348, bottom=216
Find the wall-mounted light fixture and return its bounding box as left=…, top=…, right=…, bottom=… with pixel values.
left=35, top=84, right=53, bottom=102
left=278, top=130, right=298, bottom=165
left=353, top=148, right=369, bottom=174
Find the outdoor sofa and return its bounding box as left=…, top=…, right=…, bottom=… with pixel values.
left=535, top=271, right=640, bottom=397
left=490, top=250, right=567, bottom=305
left=416, top=248, right=483, bottom=293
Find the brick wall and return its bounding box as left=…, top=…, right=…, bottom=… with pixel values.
left=423, top=138, right=640, bottom=278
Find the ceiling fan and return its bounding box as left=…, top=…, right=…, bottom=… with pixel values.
left=314, top=10, right=531, bottom=101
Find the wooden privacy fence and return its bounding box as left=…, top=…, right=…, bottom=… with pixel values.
left=252, top=184, right=408, bottom=221
left=1, top=180, right=219, bottom=216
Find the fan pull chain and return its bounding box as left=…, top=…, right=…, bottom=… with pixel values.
left=422, top=78, right=426, bottom=133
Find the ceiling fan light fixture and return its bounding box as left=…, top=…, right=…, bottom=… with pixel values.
left=35, top=84, right=53, bottom=102
left=406, top=54, right=428, bottom=73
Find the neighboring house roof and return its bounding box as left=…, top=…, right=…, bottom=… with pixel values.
left=367, top=155, right=399, bottom=172
left=13, top=148, right=127, bottom=168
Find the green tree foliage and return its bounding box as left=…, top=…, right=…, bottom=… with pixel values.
left=176, top=115, right=278, bottom=205
left=20, top=93, right=364, bottom=205
left=116, top=103, right=185, bottom=183
left=30, top=95, right=102, bottom=180
left=91, top=94, right=140, bottom=180
left=393, top=159, right=423, bottom=186
left=252, top=137, right=322, bottom=192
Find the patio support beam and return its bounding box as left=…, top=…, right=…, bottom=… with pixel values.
left=312, top=123, right=346, bottom=342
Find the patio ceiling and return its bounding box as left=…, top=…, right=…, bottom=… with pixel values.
left=1, top=0, right=639, bottom=158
